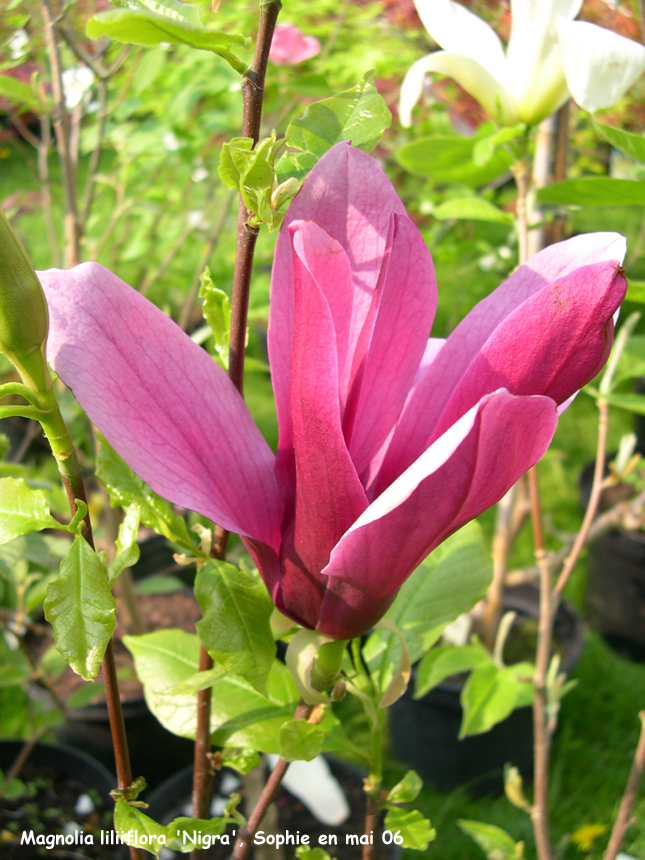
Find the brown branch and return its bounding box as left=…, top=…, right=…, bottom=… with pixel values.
left=190, top=3, right=282, bottom=848
left=483, top=486, right=516, bottom=649
left=81, top=78, right=108, bottom=232
left=603, top=711, right=645, bottom=860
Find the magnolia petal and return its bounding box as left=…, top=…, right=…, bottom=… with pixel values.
left=416, top=50, right=519, bottom=126
left=269, top=23, right=321, bottom=66
left=506, top=0, right=580, bottom=124
left=414, top=0, right=507, bottom=83
left=557, top=18, right=645, bottom=112
left=269, top=144, right=406, bottom=498
left=431, top=259, right=627, bottom=439
left=41, top=263, right=283, bottom=550
left=344, top=214, right=437, bottom=482
left=377, top=232, right=626, bottom=490
left=289, top=235, right=368, bottom=577
left=322, top=390, right=557, bottom=603
left=399, top=54, right=434, bottom=128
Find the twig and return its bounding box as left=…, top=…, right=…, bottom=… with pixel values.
left=483, top=486, right=516, bottom=649
left=81, top=78, right=108, bottom=231
left=553, top=400, right=609, bottom=600
left=3, top=726, right=49, bottom=785
left=190, top=3, right=282, bottom=849
left=232, top=702, right=313, bottom=860
left=603, top=711, right=645, bottom=860
left=527, top=115, right=556, bottom=259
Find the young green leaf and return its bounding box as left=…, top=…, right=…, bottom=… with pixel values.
left=195, top=560, right=276, bottom=695
left=44, top=536, right=116, bottom=681
left=460, top=662, right=534, bottom=737
left=0, top=75, right=35, bottom=109
left=415, top=643, right=491, bottom=699
left=458, top=820, right=523, bottom=860
left=593, top=119, right=645, bottom=164
left=397, top=137, right=512, bottom=187
left=114, top=799, right=168, bottom=858
left=537, top=177, right=645, bottom=207
left=219, top=748, right=261, bottom=774
left=383, top=808, right=436, bottom=851
left=0, top=478, right=64, bottom=544
left=295, top=847, right=331, bottom=860
left=199, top=267, right=230, bottom=369
left=386, top=770, right=423, bottom=805
left=432, top=197, right=513, bottom=225
left=107, top=504, right=141, bottom=584
left=165, top=816, right=227, bottom=852
left=0, top=632, right=30, bottom=687
left=96, top=436, right=194, bottom=552
left=277, top=718, right=325, bottom=762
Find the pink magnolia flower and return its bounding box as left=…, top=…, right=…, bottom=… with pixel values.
left=269, top=23, right=321, bottom=66
left=39, top=144, right=626, bottom=641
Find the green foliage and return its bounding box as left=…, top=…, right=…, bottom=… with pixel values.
left=472, top=125, right=526, bottom=167
left=593, top=119, right=645, bottom=164
left=86, top=0, right=250, bottom=74
left=199, top=267, right=230, bottom=369
left=195, top=560, right=276, bottom=695
left=114, top=799, right=168, bottom=858
left=383, top=808, right=436, bottom=851
left=415, top=642, right=490, bottom=699
left=277, top=718, right=325, bottom=761
left=43, top=536, right=116, bottom=681
left=431, top=197, right=513, bottom=224
left=0, top=632, right=30, bottom=687
left=0, top=74, right=34, bottom=108
left=397, top=137, right=513, bottom=187
left=458, top=820, right=523, bottom=859
left=165, top=816, right=227, bottom=852
left=107, top=504, right=141, bottom=584
left=295, top=848, right=331, bottom=860
left=277, top=72, right=391, bottom=181
left=386, top=770, right=423, bottom=805
left=219, top=748, right=261, bottom=774
left=96, top=435, right=195, bottom=553
left=460, top=661, right=534, bottom=738
left=0, top=478, right=62, bottom=544
left=537, top=177, right=645, bottom=207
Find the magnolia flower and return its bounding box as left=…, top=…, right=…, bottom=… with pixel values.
left=61, top=66, right=95, bottom=111
left=400, top=0, right=645, bottom=127
left=39, top=144, right=626, bottom=641
left=269, top=23, right=321, bottom=66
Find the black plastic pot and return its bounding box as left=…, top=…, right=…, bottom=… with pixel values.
left=147, top=758, right=400, bottom=860
left=389, top=584, right=585, bottom=795
left=0, top=740, right=127, bottom=859
left=580, top=458, right=645, bottom=661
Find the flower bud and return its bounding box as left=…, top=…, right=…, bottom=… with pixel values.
left=0, top=207, right=50, bottom=391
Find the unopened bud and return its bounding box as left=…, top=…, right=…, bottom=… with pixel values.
left=0, top=207, right=50, bottom=392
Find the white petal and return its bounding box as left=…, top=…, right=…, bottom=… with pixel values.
left=420, top=51, right=519, bottom=126
left=267, top=755, right=350, bottom=826
left=557, top=18, right=645, bottom=112
left=399, top=54, right=434, bottom=128
left=414, top=0, right=507, bottom=83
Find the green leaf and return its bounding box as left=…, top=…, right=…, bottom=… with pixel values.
left=460, top=662, right=534, bottom=737
left=0, top=478, right=64, bottom=544
left=537, top=177, right=645, bottom=207
left=415, top=643, right=492, bottom=699
left=96, top=436, right=194, bottom=551
left=0, top=632, right=30, bottom=687
left=386, top=770, right=423, bottom=805
left=0, top=74, right=35, bottom=108
left=218, top=133, right=286, bottom=231
left=626, top=280, right=645, bottom=304
left=472, top=124, right=526, bottom=166
left=114, top=799, right=168, bottom=858
left=219, top=748, right=261, bottom=774
left=2, top=776, right=26, bottom=800
left=614, top=334, right=645, bottom=383
left=199, top=267, right=230, bottom=369
left=195, top=561, right=275, bottom=695
left=432, top=197, right=513, bottom=224
left=593, top=120, right=645, bottom=164
left=365, top=522, right=492, bottom=694
left=166, top=816, right=227, bottom=852
left=44, top=536, right=116, bottom=681
left=107, top=504, right=140, bottom=584
left=397, top=137, right=512, bottom=187
left=284, top=72, right=391, bottom=161
left=277, top=718, right=325, bottom=762
left=296, top=848, right=331, bottom=860
left=86, top=4, right=249, bottom=74
left=383, top=808, right=436, bottom=851
left=586, top=387, right=645, bottom=415
left=65, top=682, right=105, bottom=710
left=135, top=574, right=185, bottom=594
left=458, top=820, right=522, bottom=860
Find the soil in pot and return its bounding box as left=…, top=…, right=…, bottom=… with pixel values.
left=29, top=542, right=200, bottom=788
left=389, top=584, right=584, bottom=796
left=146, top=758, right=395, bottom=860
left=0, top=740, right=126, bottom=859
left=580, top=459, right=645, bottom=661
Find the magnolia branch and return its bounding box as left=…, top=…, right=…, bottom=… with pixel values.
left=603, top=711, right=645, bottom=860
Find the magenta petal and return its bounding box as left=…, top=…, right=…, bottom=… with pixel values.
left=343, top=214, right=437, bottom=482
left=40, top=263, right=284, bottom=550
left=378, top=232, right=626, bottom=489
left=431, top=259, right=627, bottom=439
left=289, top=239, right=368, bottom=577
left=269, top=144, right=407, bottom=497
left=320, top=389, right=557, bottom=604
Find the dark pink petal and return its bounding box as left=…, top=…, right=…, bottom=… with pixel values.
left=342, top=214, right=437, bottom=482
left=319, top=390, right=557, bottom=614
left=289, top=240, right=368, bottom=578
left=269, top=23, right=321, bottom=65
left=41, top=263, right=284, bottom=550
left=377, top=232, right=626, bottom=490
left=269, top=144, right=407, bottom=497
left=431, top=260, right=627, bottom=440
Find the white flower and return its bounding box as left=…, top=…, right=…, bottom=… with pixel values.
left=8, top=29, right=29, bottom=60
left=162, top=131, right=181, bottom=151
left=400, top=0, right=645, bottom=127
left=61, top=66, right=94, bottom=110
